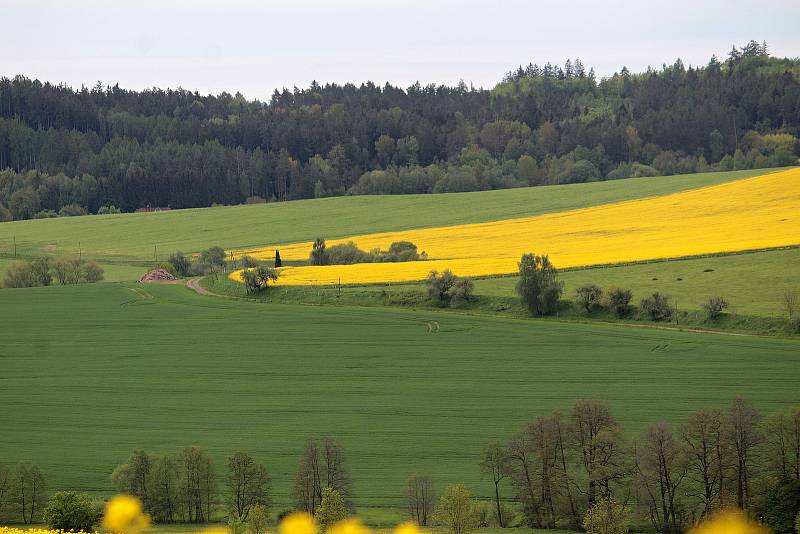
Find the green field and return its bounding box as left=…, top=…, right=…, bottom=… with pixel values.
left=1, top=282, right=798, bottom=511
left=0, top=169, right=771, bottom=266
left=475, top=247, right=800, bottom=317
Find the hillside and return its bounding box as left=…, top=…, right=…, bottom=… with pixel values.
left=0, top=168, right=771, bottom=271
left=1, top=282, right=798, bottom=509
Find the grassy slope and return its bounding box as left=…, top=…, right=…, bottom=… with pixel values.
left=0, top=169, right=769, bottom=265
left=475, top=248, right=800, bottom=317
left=209, top=248, right=800, bottom=327
left=1, top=282, right=798, bottom=510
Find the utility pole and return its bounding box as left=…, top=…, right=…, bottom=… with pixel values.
left=13, top=236, right=16, bottom=257
left=78, top=241, right=82, bottom=259
left=154, top=244, right=157, bottom=261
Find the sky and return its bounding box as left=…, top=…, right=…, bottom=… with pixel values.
left=2, top=0, right=799, bottom=101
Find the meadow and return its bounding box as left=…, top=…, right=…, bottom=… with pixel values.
left=1, top=282, right=798, bottom=513
left=0, top=169, right=769, bottom=268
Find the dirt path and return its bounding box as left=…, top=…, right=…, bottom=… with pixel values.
left=186, top=276, right=214, bottom=296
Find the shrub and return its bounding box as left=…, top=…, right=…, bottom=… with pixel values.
left=43, top=491, right=99, bottom=532
left=3, top=260, right=37, bottom=288
left=575, top=284, right=603, bottom=313
left=426, top=270, right=458, bottom=306
left=242, top=266, right=279, bottom=294
left=702, top=296, right=728, bottom=320
left=640, top=292, right=673, bottom=321
left=200, top=246, right=227, bottom=267
left=315, top=487, right=348, bottom=532
left=248, top=504, right=270, bottom=534
left=31, top=257, right=52, bottom=286
left=97, top=205, right=121, bottom=214
left=326, top=242, right=372, bottom=265
left=450, top=277, right=475, bottom=306
left=606, top=287, right=633, bottom=318
left=381, top=241, right=420, bottom=262
left=516, top=253, right=562, bottom=316
left=168, top=252, right=192, bottom=277
left=582, top=498, right=628, bottom=534
left=788, top=316, right=800, bottom=335
left=34, top=209, right=59, bottom=219
left=81, top=261, right=104, bottom=283
left=239, top=255, right=259, bottom=269
left=310, top=238, right=329, bottom=266
left=58, top=203, right=88, bottom=217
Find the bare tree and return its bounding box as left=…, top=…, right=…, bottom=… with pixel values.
left=635, top=422, right=687, bottom=534
left=292, top=437, right=351, bottom=514
left=226, top=451, right=271, bottom=521
left=12, top=463, right=47, bottom=524
left=570, top=400, right=629, bottom=505
left=679, top=409, right=730, bottom=517
left=293, top=440, right=321, bottom=514
left=784, top=289, right=799, bottom=318
left=726, top=398, right=762, bottom=510
left=480, top=442, right=510, bottom=527
left=761, top=407, right=800, bottom=482
left=180, top=446, right=216, bottom=522
left=405, top=475, right=435, bottom=526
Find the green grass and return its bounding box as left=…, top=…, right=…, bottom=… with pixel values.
left=0, top=169, right=772, bottom=267
left=206, top=248, right=800, bottom=332
left=474, top=247, right=800, bottom=317
left=1, top=282, right=798, bottom=512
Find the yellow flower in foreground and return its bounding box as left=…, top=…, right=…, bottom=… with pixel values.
left=102, top=495, right=151, bottom=534
left=688, top=509, right=769, bottom=534
left=326, top=518, right=372, bottom=534
left=280, top=512, right=318, bottom=534
left=392, top=521, right=422, bottom=534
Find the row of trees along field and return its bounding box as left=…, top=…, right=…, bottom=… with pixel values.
left=1, top=400, right=799, bottom=534
left=1, top=41, right=799, bottom=219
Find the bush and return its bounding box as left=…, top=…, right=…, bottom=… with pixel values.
left=34, top=209, right=59, bottom=219
left=97, top=205, right=121, bottom=214
left=310, top=238, right=329, bottom=266
left=58, top=203, right=88, bottom=217
left=582, top=498, right=628, bottom=534
left=239, top=255, right=259, bottom=269
left=450, top=277, right=475, bottom=306
left=200, top=246, right=227, bottom=267
left=702, top=296, right=728, bottom=320
left=81, top=260, right=104, bottom=283
left=326, top=242, right=372, bottom=265
left=3, top=260, right=37, bottom=288
left=575, top=284, right=603, bottom=313
left=606, top=287, right=633, bottom=318
left=31, top=257, right=52, bottom=286
left=788, top=316, right=800, bottom=335
left=242, top=266, right=279, bottom=294
left=516, top=253, right=562, bottom=316
left=640, top=292, right=673, bottom=321
left=43, top=491, right=99, bottom=532
left=380, top=241, right=420, bottom=262
left=168, top=252, right=192, bottom=277
left=426, top=270, right=474, bottom=307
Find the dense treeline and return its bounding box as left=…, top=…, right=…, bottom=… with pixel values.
left=0, top=40, right=799, bottom=219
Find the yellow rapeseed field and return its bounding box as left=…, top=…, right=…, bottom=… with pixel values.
left=231, top=168, right=800, bottom=286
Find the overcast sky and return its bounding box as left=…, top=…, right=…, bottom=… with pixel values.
left=3, top=0, right=799, bottom=100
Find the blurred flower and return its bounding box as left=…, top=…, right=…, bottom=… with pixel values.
left=102, top=495, right=151, bottom=534
left=280, top=512, right=317, bottom=534
left=688, top=509, right=770, bottom=534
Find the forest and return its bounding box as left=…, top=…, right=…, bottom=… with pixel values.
left=0, top=40, right=798, bottom=220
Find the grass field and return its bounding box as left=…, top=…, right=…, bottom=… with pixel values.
left=1, top=282, right=798, bottom=511
left=0, top=169, right=771, bottom=266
